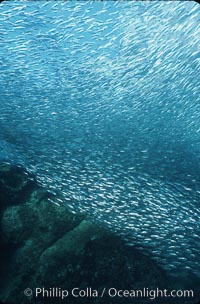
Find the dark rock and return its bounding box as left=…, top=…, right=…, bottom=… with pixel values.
left=0, top=163, right=196, bottom=304
left=0, top=162, right=37, bottom=210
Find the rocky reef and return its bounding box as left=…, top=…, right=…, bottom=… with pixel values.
left=0, top=162, right=198, bottom=304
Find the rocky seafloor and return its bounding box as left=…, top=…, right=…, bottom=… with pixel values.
left=0, top=162, right=199, bottom=304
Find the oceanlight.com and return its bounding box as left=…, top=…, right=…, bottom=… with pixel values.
left=24, top=287, right=194, bottom=300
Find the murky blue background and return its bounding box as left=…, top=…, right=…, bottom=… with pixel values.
left=0, top=1, right=200, bottom=282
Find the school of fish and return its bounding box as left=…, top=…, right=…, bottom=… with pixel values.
left=0, top=1, right=200, bottom=279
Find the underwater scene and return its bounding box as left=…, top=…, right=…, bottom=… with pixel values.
left=0, top=1, right=200, bottom=304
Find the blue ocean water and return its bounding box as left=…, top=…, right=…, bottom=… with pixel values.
left=0, top=0, right=200, bottom=281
